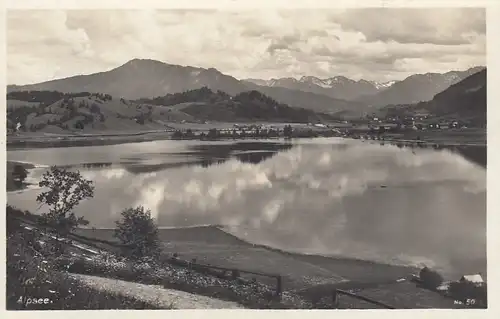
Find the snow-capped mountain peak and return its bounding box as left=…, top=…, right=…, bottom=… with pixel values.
left=371, top=80, right=396, bottom=90
left=268, top=77, right=298, bottom=87
left=299, top=76, right=331, bottom=88
left=323, top=76, right=354, bottom=87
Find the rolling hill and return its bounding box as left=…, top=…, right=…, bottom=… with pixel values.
left=7, top=59, right=363, bottom=115
left=139, top=88, right=330, bottom=123
left=6, top=88, right=335, bottom=134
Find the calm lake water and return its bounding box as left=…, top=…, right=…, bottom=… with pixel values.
left=7, top=138, right=486, bottom=277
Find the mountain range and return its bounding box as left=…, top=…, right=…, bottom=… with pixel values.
left=244, top=66, right=484, bottom=106
left=7, top=59, right=485, bottom=116
left=244, top=76, right=396, bottom=101
left=7, top=66, right=487, bottom=134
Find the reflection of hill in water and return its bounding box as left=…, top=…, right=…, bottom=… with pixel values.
left=121, top=142, right=294, bottom=174
left=59, top=162, right=114, bottom=170
left=384, top=142, right=486, bottom=168
left=121, top=152, right=282, bottom=174
left=453, top=146, right=486, bottom=168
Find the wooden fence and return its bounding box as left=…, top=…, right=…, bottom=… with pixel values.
left=166, top=256, right=283, bottom=299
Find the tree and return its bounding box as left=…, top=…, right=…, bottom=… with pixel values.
left=172, top=130, right=183, bottom=139
left=207, top=128, right=219, bottom=139
left=36, top=167, right=94, bottom=236
left=283, top=125, right=293, bottom=138
left=74, top=120, right=84, bottom=129
left=12, top=165, right=28, bottom=184
left=90, top=103, right=101, bottom=114
left=114, top=206, right=160, bottom=260
left=378, top=126, right=386, bottom=135
left=419, top=267, right=443, bottom=289
left=185, top=129, right=194, bottom=138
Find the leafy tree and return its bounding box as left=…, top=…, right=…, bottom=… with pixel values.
left=90, top=103, right=101, bottom=114
left=207, top=128, right=219, bottom=139
left=114, top=206, right=160, bottom=260
left=172, top=130, right=183, bottom=139
left=419, top=267, right=443, bottom=289
left=283, top=125, right=293, bottom=138
left=12, top=165, right=28, bottom=184
left=74, top=120, right=84, bottom=129
left=135, top=115, right=145, bottom=125
left=185, top=129, right=194, bottom=138
left=36, top=167, right=94, bottom=236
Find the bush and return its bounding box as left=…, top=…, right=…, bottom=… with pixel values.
left=419, top=267, right=443, bottom=289
left=114, top=206, right=161, bottom=261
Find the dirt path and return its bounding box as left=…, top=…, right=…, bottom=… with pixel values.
left=69, top=273, right=244, bottom=309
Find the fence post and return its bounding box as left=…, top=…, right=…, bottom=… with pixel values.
left=276, top=276, right=282, bottom=300
left=332, top=289, right=339, bottom=309
left=231, top=269, right=240, bottom=280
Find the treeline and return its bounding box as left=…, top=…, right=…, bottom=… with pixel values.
left=137, top=86, right=230, bottom=106
left=171, top=125, right=338, bottom=141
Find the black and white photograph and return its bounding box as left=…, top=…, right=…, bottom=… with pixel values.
left=4, top=2, right=491, bottom=312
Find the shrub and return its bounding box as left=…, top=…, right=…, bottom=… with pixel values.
left=419, top=267, right=443, bottom=289
left=114, top=206, right=161, bottom=261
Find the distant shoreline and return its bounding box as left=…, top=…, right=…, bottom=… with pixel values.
left=7, top=127, right=486, bottom=150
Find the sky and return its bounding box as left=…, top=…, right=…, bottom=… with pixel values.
left=7, top=8, right=486, bottom=85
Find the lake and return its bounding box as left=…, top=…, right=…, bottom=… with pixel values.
left=7, top=138, right=486, bottom=278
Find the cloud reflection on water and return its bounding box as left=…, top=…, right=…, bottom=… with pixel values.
left=7, top=140, right=486, bottom=276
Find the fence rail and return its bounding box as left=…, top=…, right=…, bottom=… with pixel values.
left=335, top=289, right=395, bottom=309
left=167, top=256, right=283, bottom=298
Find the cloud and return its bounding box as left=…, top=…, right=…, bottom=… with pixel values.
left=329, top=8, right=486, bottom=45
left=7, top=8, right=486, bottom=84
